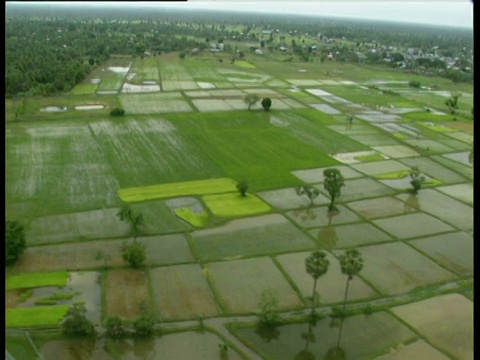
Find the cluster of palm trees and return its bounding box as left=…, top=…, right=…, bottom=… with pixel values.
left=305, top=248, right=364, bottom=315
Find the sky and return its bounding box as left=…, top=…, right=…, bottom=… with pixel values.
left=11, top=1, right=474, bottom=29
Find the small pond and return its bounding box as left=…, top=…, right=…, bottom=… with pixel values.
left=40, top=106, right=67, bottom=112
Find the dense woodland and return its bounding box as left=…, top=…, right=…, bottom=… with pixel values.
left=6, top=3, right=473, bottom=96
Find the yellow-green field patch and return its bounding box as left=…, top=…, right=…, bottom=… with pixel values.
left=118, top=178, right=237, bottom=202
left=203, top=193, right=271, bottom=218
left=175, top=208, right=209, bottom=228
left=7, top=271, right=69, bottom=290
left=234, top=60, right=256, bottom=69
left=6, top=305, right=70, bottom=328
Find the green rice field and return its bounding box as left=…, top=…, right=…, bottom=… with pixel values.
left=6, top=49, right=473, bottom=359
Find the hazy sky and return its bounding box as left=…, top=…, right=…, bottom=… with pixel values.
left=12, top=1, right=474, bottom=29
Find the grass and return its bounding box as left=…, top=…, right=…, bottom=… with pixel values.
left=6, top=334, right=39, bottom=359
left=71, top=83, right=99, bottom=95
left=193, top=215, right=315, bottom=261
left=393, top=132, right=408, bottom=140
left=169, top=110, right=342, bottom=190
left=6, top=305, right=70, bottom=328
left=203, top=193, right=271, bottom=218
left=97, top=71, right=125, bottom=92
left=235, top=60, right=256, bottom=69
left=374, top=170, right=410, bottom=180
left=403, top=111, right=458, bottom=123
left=6, top=271, right=69, bottom=290
left=18, top=289, right=34, bottom=303
left=416, top=121, right=458, bottom=133
left=175, top=208, right=210, bottom=228
left=118, top=178, right=237, bottom=202
left=354, top=153, right=387, bottom=162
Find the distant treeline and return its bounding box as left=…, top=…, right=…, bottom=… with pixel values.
left=6, top=3, right=473, bottom=96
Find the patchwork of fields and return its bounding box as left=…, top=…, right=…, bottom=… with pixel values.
left=6, top=53, right=473, bottom=359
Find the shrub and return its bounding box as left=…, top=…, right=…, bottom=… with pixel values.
left=133, top=302, right=156, bottom=337
left=408, top=80, right=421, bottom=88
left=236, top=180, right=249, bottom=197
left=261, top=97, right=272, bottom=111
left=104, top=316, right=126, bottom=338
left=110, top=107, right=125, bottom=116
left=120, top=241, right=146, bottom=268
left=62, top=304, right=94, bottom=337
left=6, top=220, right=26, bottom=266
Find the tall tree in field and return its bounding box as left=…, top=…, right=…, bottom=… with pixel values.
left=6, top=220, right=26, bottom=266
left=295, top=185, right=320, bottom=206
left=244, top=93, right=260, bottom=110
left=117, top=206, right=144, bottom=241
left=339, top=249, right=364, bottom=313
left=305, top=251, right=330, bottom=313
left=323, top=169, right=345, bottom=212
left=445, top=93, right=460, bottom=114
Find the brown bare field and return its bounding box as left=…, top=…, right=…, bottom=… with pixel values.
left=105, top=269, right=152, bottom=320
left=14, top=240, right=125, bottom=273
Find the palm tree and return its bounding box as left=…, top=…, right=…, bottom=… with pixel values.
left=305, top=251, right=330, bottom=312
left=323, top=169, right=345, bottom=212
left=339, top=249, right=364, bottom=313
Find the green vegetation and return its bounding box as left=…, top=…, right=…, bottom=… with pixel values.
left=416, top=121, right=457, bottom=133
left=6, top=220, right=26, bottom=265
left=353, top=153, right=386, bottom=162
left=175, top=208, right=210, bottom=228
left=6, top=334, right=39, bottom=360
left=118, top=178, right=237, bottom=202
left=339, top=249, right=364, bottom=313
left=323, top=168, right=346, bottom=212
left=236, top=180, right=250, bottom=197
left=305, top=251, right=330, bottom=310
left=235, top=61, right=256, bottom=69
left=117, top=206, right=144, bottom=239
left=7, top=305, right=70, bottom=328
left=4, top=5, right=473, bottom=356
left=110, top=107, right=125, bottom=116
left=121, top=241, right=147, bottom=268
left=171, top=111, right=341, bottom=190
left=203, top=193, right=271, bottom=218
left=6, top=271, right=69, bottom=290
left=104, top=315, right=127, bottom=338
left=374, top=170, right=410, bottom=180
left=409, top=166, right=426, bottom=194
left=244, top=93, right=260, bottom=110
left=62, top=303, right=95, bottom=336
left=133, top=301, right=157, bottom=337
left=295, top=185, right=320, bottom=205
left=193, top=216, right=314, bottom=261
left=261, top=97, right=272, bottom=111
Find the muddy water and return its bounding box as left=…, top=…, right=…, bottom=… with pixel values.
left=6, top=272, right=102, bottom=323
left=443, top=152, right=472, bottom=166
left=40, top=338, right=112, bottom=360
left=39, top=331, right=244, bottom=360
